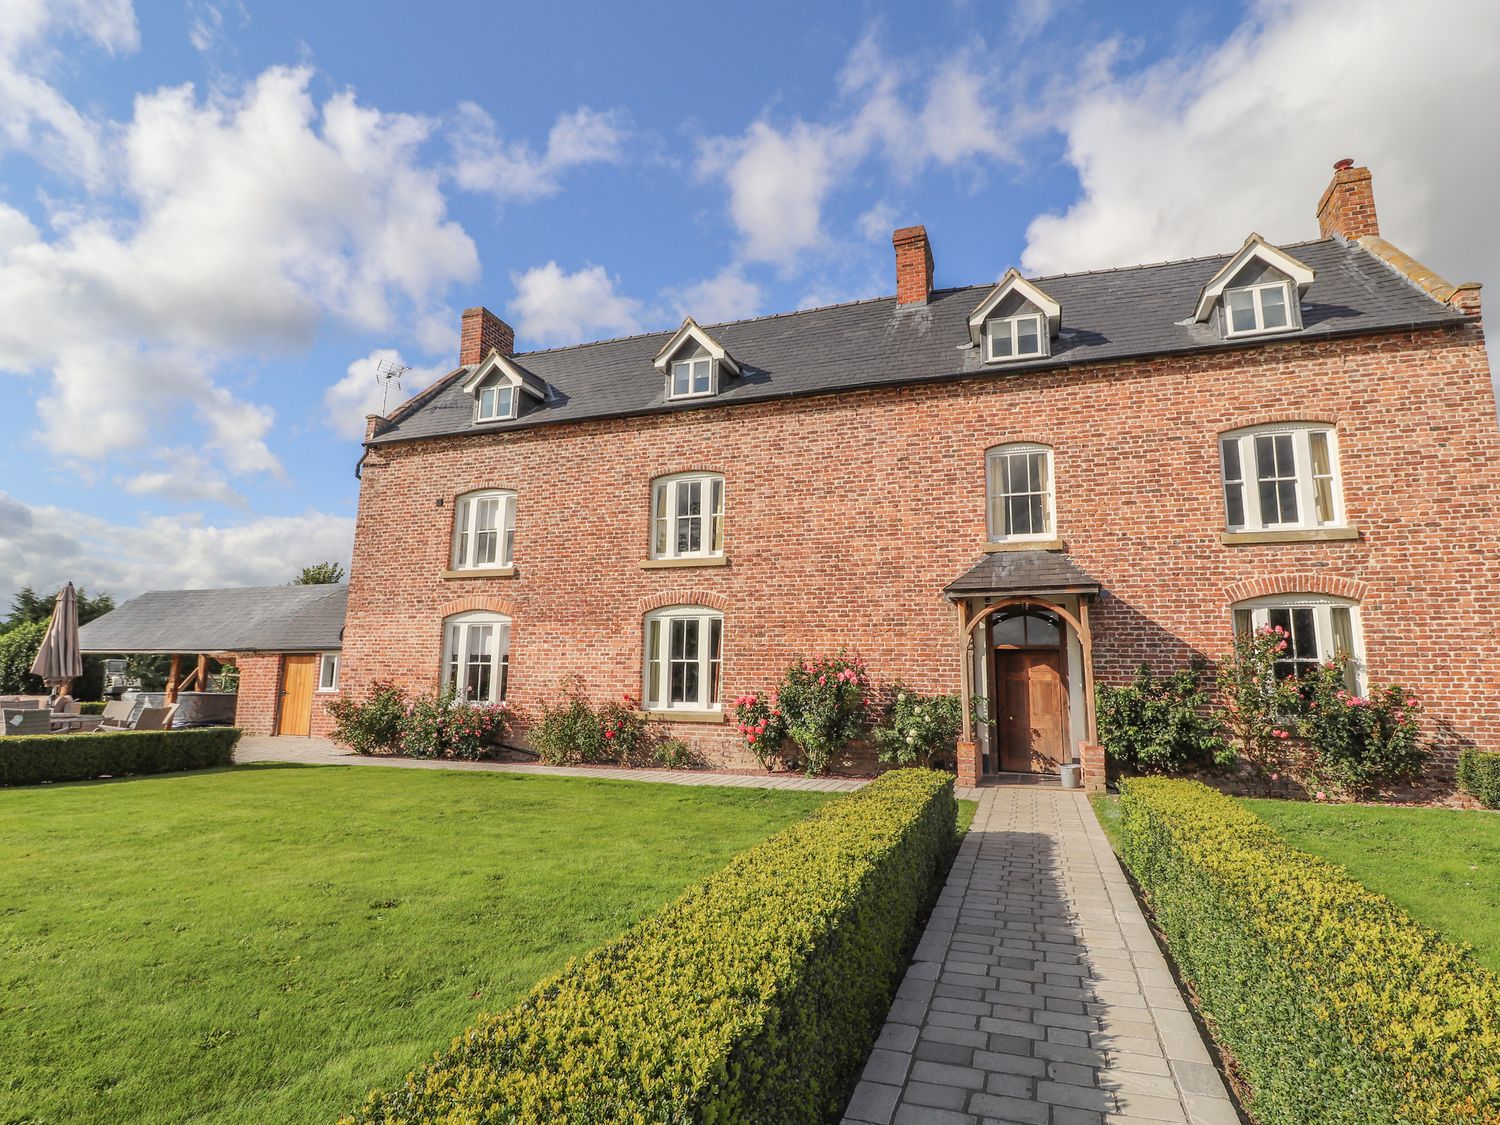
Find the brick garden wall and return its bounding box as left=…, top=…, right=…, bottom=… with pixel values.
left=329, top=320, right=1500, bottom=777
left=233, top=652, right=282, bottom=736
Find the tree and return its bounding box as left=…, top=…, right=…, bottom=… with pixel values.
left=293, top=562, right=345, bottom=585
left=5, top=585, right=115, bottom=630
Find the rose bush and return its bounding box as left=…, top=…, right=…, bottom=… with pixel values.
left=1096, top=660, right=1228, bottom=773
left=400, top=687, right=514, bottom=760
left=1298, top=658, right=1424, bottom=798
left=777, top=653, right=871, bottom=776
left=731, top=692, right=787, bottom=771
left=872, top=684, right=963, bottom=769
left=1215, top=625, right=1304, bottom=778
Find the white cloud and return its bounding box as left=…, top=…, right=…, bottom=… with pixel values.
left=324, top=348, right=449, bottom=440
left=0, top=490, right=354, bottom=602
left=1022, top=0, right=1500, bottom=283
left=508, top=261, right=643, bottom=347
left=119, top=449, right=244, bottom=507
left=185, top=0, right=249, bottom=54
left=0, top=65, right=479, bottom=477
left=661, top=267, right=765, bottom=325
left=856, top=201, right=898, bottom=242
left=695, top=34, right=1017, bottom=269
left=451, top=102, right=630, bottom=204
left=0, top=0, right=138, bottom=185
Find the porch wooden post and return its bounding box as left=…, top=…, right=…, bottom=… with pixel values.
left=167, top=653, right=181, bottom=704
left=195, top=654, right=208, bottom=692
left=1079, top=597, right=1097, bottom=746
left=955, top=600, right=979, bottom=788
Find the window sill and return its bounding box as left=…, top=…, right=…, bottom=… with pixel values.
left=635, top=709, right=725, bottom=724
left=638, top=556, right=730, bottom=569
left=983, top=538, right=1067, bottom=553
left=442, top=566, right=517, bottom=579
left=1220, top=527, right=1360, bottom=546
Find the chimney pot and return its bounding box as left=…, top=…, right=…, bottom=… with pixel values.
left=1334, top=157, right=1355, bottom=171
left=459, top=306, right=516, bottom=367
left=893, top=224, right=934, bottom=305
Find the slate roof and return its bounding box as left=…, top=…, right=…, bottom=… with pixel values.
left=78, top=585, right=347, bottom=654
left=944, top=551, right=1100, bottom=598
left=372, top=238, right=1467, bottom=447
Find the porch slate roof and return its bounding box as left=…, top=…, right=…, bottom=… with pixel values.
left=77, top=585, right=347, bottom=654
left=944, top=551, right=1100, bottom=598
left=370, top=238, right=1468, bottom=447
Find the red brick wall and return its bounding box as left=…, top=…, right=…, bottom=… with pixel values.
left=339, top=321, right=1500, bottom=777
left=233, top=652, right=282, bottom=736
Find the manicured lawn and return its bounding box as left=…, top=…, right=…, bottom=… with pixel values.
left=0, top=765, right=833, bottom=1124
left=1243, top=799, right=1500, bottom=972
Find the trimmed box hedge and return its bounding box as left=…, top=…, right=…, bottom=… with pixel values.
left=346, top=768, right=958, bottom=1124
left=1459, top=748, right=1500, bottom=810
left=1117, top=777, right=1500, bottom=1125
left=0, top=727, right=241, bottom=786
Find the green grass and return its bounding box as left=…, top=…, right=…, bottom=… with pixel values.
left=956, top=797, right=977, bottom=837
left=1090, top=793, right=1123, bottom=851
left=0, top=764, right=833, bottom=1125
left=1243, top=798, right=1500, bottom=972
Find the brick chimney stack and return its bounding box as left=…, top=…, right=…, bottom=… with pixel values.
left=1316, top=158, right=1380, bottom=241
left=459, top=306, right=516, bottom=367
left=893, top=225, right=934, bottom=305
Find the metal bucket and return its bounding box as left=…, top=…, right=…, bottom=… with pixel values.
left=1060, top=762, right=1082, bottom=789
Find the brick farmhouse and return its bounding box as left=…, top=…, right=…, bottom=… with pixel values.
left=241, top=160, right=1498, bottom=787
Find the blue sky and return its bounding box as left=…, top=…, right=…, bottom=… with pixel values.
left=2, top=0, right=1497, bottom=603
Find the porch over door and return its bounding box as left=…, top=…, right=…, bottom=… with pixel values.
left=996, top=650, right=1066, bottom=773
left=277, top=654, right=316, bottom=737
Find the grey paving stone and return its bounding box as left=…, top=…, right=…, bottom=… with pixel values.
left=904, top=1081, right=970, bottom=1110
left=863, top=1048, right=913, bottom=1086
left=843, top=1080, right=901, bottom=1125
left=893, top=1105, right=976, bottom=1125
left=909, top=1061, right=988, bottom=1091
left=967, top=1092, right=1048, bottom=1124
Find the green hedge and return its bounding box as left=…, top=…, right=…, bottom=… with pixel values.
left=78, top=701, right=106, bottom=716
left=0, top=728, right=241, bottom=786
left=1117, top=778, right=1500, bottom=1124
left=347, top=768, right=958, bottom=1124
left=1458, top=748, right=1500, bottom=810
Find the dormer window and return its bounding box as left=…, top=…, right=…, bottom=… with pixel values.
left=986, top=313, right=1045, bottom=363
left=653, top=317, right=740, bottom=402
left=476, top=382, right=517, bottom=421
left=459, top=350, right=548, bottom=427
left=671, top=357, right=714, bottom=398
left=968, top=269, right=1061, bottom=365
left=1224, top=281, right=1292, bottom=336
left=1193, top=233, right=1313, bottom=338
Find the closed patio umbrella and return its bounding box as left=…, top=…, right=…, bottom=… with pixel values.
left=30, top=582, right=83, bottom=695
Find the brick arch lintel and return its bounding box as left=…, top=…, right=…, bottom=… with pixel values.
left=636, top=589, right=731, bottom=616
left=438, top=595, right=519, bottom=619
left=1224, top=574, right=1368, bottom=605
left=982, top=434, right=1055, bottom=451
left=1217, top=414, right=1340, bottom=435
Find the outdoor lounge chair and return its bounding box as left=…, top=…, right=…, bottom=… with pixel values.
left=92, top=701, right=138, bottom=731
left=130, top=706, right=175, bottom=732
left=2, top=708, right=53, bottom=736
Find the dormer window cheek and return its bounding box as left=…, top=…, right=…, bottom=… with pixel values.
left=670, top=358, right=714, bottom=399
left=476, top=383, right=517, bottom=421
left=985, top=314, right=1046, bottom=363
left=1224, top=281, right=1293, bottom=336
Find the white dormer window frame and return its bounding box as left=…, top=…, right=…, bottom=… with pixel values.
left=1222, top=279, right=1296, bottom=338
left=1193, top=233, right=1314, bottom=328
left=476, top=381, right=518, bottom=421
left=459, top=350, right=547, bottom=426
left=653, top=317, right=740, bottom=403
left=670, top=357, right=716, bottom=399
left=985, top=313, right=1048, bottom=363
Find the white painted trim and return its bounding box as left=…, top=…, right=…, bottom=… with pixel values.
left=643, top=606, right=724, bottom=712
left=1193, top=233, right=1315, bottom=323
left=1218, top=423, right=1345, bottom=533
left=652, top=317, right=741, bottom=376
left=316, top=652, right=339, bottom=692
left=650, top=473, right=726, bottom=560
left=440, top=610, right=512, bottom=704
left=984, top=313, right=1049, bottom=364
left=985, top=443, right=1056, bottom=542
left=450, top=489, right=518, bottom=570
left=460, top=351, right=547, bottom=400
left=1230, top=594, right=1365, bottom=691
left=967, top=268, right=1062, bottom=346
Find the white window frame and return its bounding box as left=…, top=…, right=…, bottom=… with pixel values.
left=985, top=443, right=1055, bottom=542
left=669, top=357, right=715, bottom=400
left=1231, top=595, right=1363, bottom=690
left=441, top=611, right=511, bottom=704
left=984, top=313, right=1046, bottom=363
left=1223, top=280, right=1295, bottom=337
left=1219, top=424, right=1344, bottom=532
left=643, top=607, right=723, bottom=712
left=475, top=380, right=518, bottom=422
left=316, top=653, right=339, bottom=692
left=650, top=473, right=725, bottom=559
left=451, top=489, right=517, bottom=570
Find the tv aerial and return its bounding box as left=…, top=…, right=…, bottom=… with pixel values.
left=375, top=358, right=410, bottom=412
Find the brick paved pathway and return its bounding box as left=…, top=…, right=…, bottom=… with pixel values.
left=843, top=786, right=1239, bottom=1125
left=235, top=736, right=984, bottom=799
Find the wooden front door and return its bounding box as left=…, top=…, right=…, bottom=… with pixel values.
left=995, top=650, right=1067, bottom=773
left=277, top=655, right=317, bottom=736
